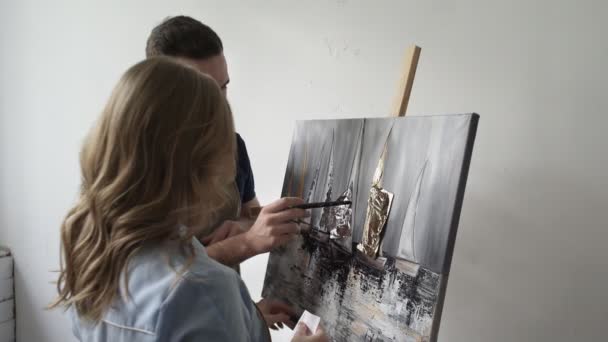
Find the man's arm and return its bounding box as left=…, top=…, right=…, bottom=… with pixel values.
left=240, top=197, right=261, bottom=228
left=205, top=232, right=257, bottom=267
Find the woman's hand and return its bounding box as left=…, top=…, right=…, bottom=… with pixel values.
left=256, top=298, right=297, bottom=330
left=291, top=322, right=329, bottom=342
left=244, top=197, right=308, bottom=254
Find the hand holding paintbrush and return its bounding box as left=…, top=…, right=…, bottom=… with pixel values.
left=242, top=197, right=310, bottom=254
left=247, top=200, right=351, bottom=217
left=212, top=198, right=352, bottom=265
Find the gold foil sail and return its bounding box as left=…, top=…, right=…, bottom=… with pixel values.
left=357, top=125, right=394, bottom=259
left=357, top=185, right=393, bottom=258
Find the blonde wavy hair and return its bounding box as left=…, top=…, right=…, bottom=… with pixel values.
left=50, top=57, right=237, bottom=321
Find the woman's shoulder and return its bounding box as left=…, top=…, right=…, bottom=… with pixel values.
left=101, top=239, right=243, bottom=335
left=151, top=239, right=263, bottom=341
left=69, top=238, right=247, bottom=340
left=130, top=237, right=240, bottom=297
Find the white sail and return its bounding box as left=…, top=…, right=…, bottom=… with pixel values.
left=305, top=141, right=327, bottom=203
left=397, top=159, right=429, bottom=262
left=319, top=131, right=335, bottom=232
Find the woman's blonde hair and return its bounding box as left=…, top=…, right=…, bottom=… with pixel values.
left=50, top=57, right=237, bottom=321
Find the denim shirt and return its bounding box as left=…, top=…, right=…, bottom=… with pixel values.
left=69, top=238, right=270, bottom=342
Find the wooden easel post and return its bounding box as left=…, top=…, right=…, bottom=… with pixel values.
left=391, top=45, right=421, bottom=117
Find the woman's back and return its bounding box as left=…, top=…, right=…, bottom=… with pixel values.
left=54, top=57, right=327, bottom=342
left=70, top=237, right=269, bottom=342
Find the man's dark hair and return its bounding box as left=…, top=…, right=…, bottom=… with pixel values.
left=146, top=16, right=223, bottom=59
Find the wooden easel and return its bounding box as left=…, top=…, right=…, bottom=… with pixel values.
left=390, top=45, right=421, bottom=117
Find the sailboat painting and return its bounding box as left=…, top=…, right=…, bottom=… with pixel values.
left=263, top=114, right=479, bottom=342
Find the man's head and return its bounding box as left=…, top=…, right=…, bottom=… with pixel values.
left=146, top=16, right=229, bottom=94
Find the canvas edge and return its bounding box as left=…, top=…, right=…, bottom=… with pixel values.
left=430, top=113, right=479, bottom=341
left=440, top=113, right=480, bottom=275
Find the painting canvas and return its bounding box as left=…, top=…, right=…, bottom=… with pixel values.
left=262, top=114, right=479, bottom=342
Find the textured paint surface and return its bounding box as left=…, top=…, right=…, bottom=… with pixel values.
left=263, top=238, right=440, bottom=341
left=265, top=115, right=478, bottom=341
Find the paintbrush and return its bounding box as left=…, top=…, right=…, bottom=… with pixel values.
left=290, top=200, right=352, bottom=210
left=247, top=200, right=352, bottom=218
left=289, top=200, right=352, bottom=231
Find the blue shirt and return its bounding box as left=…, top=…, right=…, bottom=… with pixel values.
left=236, top=134, right=256, bottom=204
left=69, top=238, right=269, bottom=342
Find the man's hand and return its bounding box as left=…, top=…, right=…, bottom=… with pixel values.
left=244, top=197, right=308, bottom=254
left=256, top=298, right=297, bottom=330
left=201, top=220, right=245, bottom=246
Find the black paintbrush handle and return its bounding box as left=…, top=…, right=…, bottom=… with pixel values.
left=291, top=200, right=352, bottom=210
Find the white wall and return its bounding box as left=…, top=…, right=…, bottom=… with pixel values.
left=1, top=0, right=607, bottom=341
